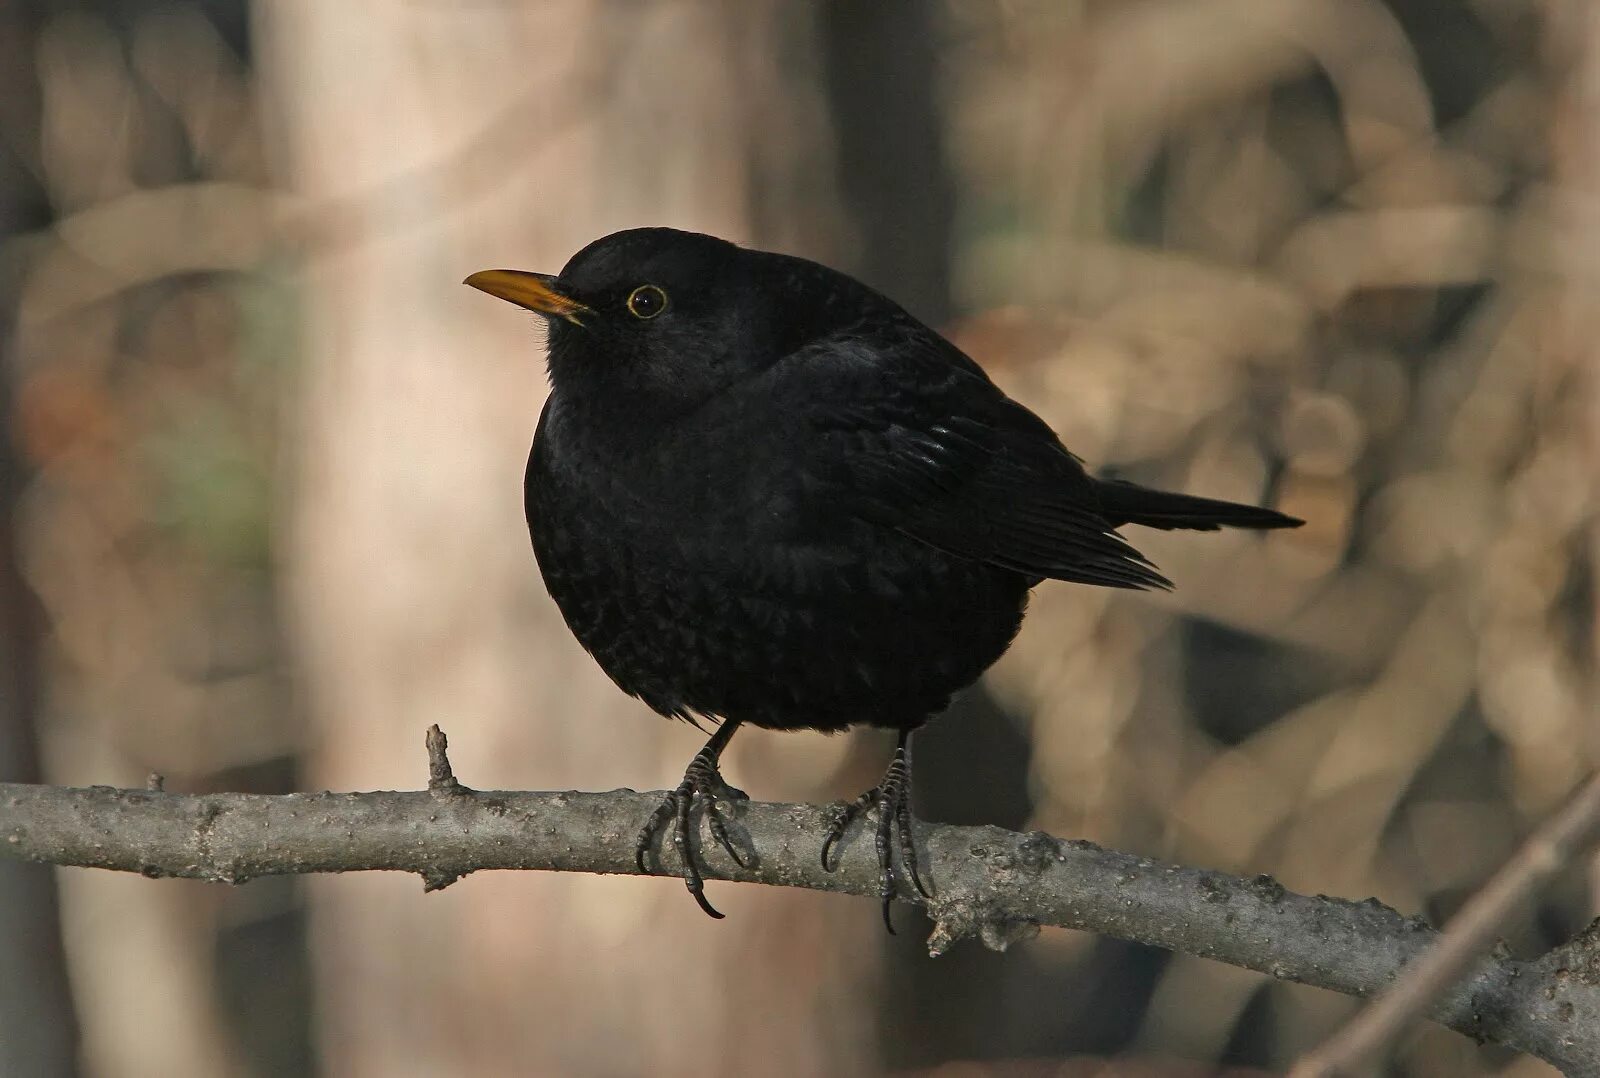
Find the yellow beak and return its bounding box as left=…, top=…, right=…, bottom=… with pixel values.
left=464, top=269, right=589, bottom=324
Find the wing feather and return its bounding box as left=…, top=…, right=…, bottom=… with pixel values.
left=783, top=331, right=1171, bottom=590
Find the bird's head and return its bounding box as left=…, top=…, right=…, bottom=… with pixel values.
left=466, top=228, right=876, bottom=411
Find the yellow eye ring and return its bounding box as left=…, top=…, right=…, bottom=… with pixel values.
left=626, top=284, right=668, bottom=320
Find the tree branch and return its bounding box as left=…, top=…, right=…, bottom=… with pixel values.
left=1292, top=770, right=1600, bottom=1076
left=1, top=729, right=1596, bottom=1073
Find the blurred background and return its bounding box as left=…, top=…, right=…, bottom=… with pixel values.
left=1, top=0, right=1596, bottom=1075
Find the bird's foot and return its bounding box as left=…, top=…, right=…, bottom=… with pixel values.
left=635, top=744, right=749, bottom=919
left=820, top=737, right=931, bottom=934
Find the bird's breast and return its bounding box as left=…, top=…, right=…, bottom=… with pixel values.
left=524, top=394, right=1029, bottom=729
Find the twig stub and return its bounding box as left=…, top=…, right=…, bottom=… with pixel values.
left=425, top=724, right=466, bottom=794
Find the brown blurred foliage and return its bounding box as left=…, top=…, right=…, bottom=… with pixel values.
left=1, top=1, right=1594, bottom=1076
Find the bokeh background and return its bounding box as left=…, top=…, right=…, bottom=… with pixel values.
left=1, top=1, right=1597, bottom=1075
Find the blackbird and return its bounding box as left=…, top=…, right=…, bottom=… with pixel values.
left=466, top=227, right=1301, bottom=928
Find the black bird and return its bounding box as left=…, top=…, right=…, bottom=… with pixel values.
left=466, top=227, right=1301, bottom=928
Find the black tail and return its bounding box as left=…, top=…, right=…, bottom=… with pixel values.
left=1094, top=478, right=1303, bottom=532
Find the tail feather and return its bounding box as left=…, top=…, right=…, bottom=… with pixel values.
left=1094, top=478, right=1303, bottom=532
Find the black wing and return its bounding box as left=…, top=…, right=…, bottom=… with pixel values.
left=781, top=329, right=1171, bottom=590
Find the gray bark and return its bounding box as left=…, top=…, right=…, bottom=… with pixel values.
left=4, top=775, right=1597, bottom=1074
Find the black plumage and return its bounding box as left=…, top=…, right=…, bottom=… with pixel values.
left=466, top=227, right=1301, bottom=926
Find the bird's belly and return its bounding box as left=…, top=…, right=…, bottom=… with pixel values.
left=532, top=514, right=1028, bottom=732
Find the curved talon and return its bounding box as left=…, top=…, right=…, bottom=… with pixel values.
left=821, top=789, right=876, bottom=871
left=821, top=820, right=841, bottom=870
left=896, top=792, right=932, bottom=898
left=634, top=798, right=678, bottom=874
left=689, top=880, right=725, bottom=919
left=875, top=789, right=900, bottom=933
left=823, top=731, right=929, bottom=932
left=706, top=797, right=749, bottom=868
left=636, top=779, right=733, bottom=920
left=634, top=719, right=746, bottom=919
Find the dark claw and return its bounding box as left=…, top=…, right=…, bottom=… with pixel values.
left=634, top=798, right=677, bottom=874
left=824, top=733, right=929, bottom=932
left=634, top=720, right=747, bottom=919
left=706, top=798, right=749, bottom=868
left=896, top=791, right=931, bottom=898
left=875, top=790, right=900, bottom=933
left=689, top=879, right=725, bottom=919
left=635, top=778, right=730, bottom=921
left=821, top=790, right=874, bottom=871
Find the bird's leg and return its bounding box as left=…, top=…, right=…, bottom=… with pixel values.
left=820, top=729, right=932, bottom=933
left=635, top=717, right=747, bottom=919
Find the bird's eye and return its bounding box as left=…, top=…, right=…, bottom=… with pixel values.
left=626, top=284, right=668, bottom=320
